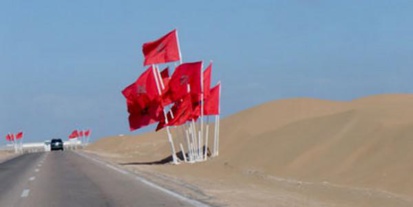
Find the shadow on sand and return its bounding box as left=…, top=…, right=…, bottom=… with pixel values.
left=119, top=147, right=211, bottom=166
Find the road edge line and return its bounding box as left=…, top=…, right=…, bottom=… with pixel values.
left=75, top=151, right=210, bottom=207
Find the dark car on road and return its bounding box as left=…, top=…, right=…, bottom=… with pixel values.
left=51, top=139, right=64, bottom=151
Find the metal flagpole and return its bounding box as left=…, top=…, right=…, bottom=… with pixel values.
left=204, top=124, right=209, bottom=160
left=199, top=61, right=205, bottom=161
left=179, top=143, right=187, bottom=162
left=216, top=82, right=222, bottom=156
left=175, top=29, right=183, bottom=64
left=213, top=116, right=218, bottom=156
left=153, top=65, right=179, bottom=164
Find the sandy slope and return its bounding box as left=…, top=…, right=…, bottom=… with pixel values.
left=87, top=94, right=413, bottom=206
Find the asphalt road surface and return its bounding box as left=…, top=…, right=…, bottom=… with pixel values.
left=0, top=151, right=206, bottom=207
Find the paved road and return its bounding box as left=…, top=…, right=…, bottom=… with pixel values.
left=0, top=151, right=204, bottom=207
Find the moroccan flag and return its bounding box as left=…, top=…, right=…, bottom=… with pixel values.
left=85, top=129, right=91, bottom=137
left=5, top=134, right=11, bottom=141
left=10, top=134, right=15, bottom=141
left=129, top=104, right=163, bottom=131
left=203, top=63, right=212, bottom=99
left=69, top=130, right=79, bottom=139
left=159, top=67, right=173, bottom=106
left=15, top=132, right=23, bottom=140
left=161, top=67, right=169, bottom=80
left=79, top=130, right=84, bottom=137
left=142, top=30, right=181, bottom=66
left=191, top=102, right=201, bottom=121
left=155, top=110, right=172, bottom=131
left=204, top=83, right=221, bottom=115
left=156, top=94, right=194, bottom=131
left=168, top=94, right=193, bottom=127
left=122, top=66, right=160, bottom=110
left=168, top=61, right=202, bottom=101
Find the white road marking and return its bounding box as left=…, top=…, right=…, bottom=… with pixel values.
left=105, top=164, right=128, bottom=175
left=21, top=189, right=30, bottom=198
left=29, top=177, right=35, bottom=181
left=35, top=169, right=39, bottom=172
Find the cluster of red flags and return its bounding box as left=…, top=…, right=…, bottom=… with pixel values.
left=123, top=30, right=221, bottom=131
left=69, top=129, right=91, bottom=139
left=5, top=132, right=23, bottom=142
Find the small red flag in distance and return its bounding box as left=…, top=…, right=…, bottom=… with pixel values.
left=84, top=129, right=91, bottom=137
left=69, top=130, right=79, bottom=139
left=79, top=130, right=84, bottom=137
left=5, top=134, right=10, bottom=141
left=204, top=83, right=221, bottom=115
left=168, top=61, right=202, bottom=102
left=15, top=132, right=23, bottom=140
left=142, top=30, right=181, bottom=66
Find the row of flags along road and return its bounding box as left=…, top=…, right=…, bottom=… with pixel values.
left=4, top=131, right=24, bottom=153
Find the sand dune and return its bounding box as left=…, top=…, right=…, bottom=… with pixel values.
left=87, top=94, right=413, bottom=206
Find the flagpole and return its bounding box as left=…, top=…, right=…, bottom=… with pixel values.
left=204, top=124, right=209, bottom=160
left=216, top=82, right=222, bottom=156
left=200, top=61, right=205, bottom=161
left=175, top=29, right=183, bottom=64
left=153, top=65, right=179, bottom=164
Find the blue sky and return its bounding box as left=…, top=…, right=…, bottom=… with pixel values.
left=1, top=1, right=412, bottom=143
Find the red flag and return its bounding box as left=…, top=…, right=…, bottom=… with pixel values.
left=15, top=132, right=23, bottom=140
left=204, top=83, right=221, bottom=115
left=168, top=61, right=202, bottom=102
left=79, top=130, right=84, bottom=137
left=159, top=67, right=174, bottom=106
left=10, top=134, right=15, bottom=141
left=161, top=67, right=170, bottom=80
left=156, top=94, right=193, bottom=131
left=5, top=134, right=11, bottom=141
left=85, top=129, right=91, bottom=137
left=122, top=66, right=160, bottom=110
left=142, top=30, right=181, bottom=66
left=69, top=130, right=79, bottom=139
left=168, top=95, right=194, bottom=126
left=129, top=104, right=163, bottom=131
left=122, top=66, right=164, bottom=131
left=203, top=63, right=212, bottom=99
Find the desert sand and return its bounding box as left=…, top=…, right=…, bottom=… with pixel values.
left=0, top=150, right=16, bottom=163
left=86, top=94, right=413, bottom=207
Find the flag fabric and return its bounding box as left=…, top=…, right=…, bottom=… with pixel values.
left=69, top=130, right=79, bottom=139
left=5, top=134, right=11, bottom=141
left=142, top=30, right=181, bottom=66
left=122, top=66, right=160, bottom=110
left=204, top=83, right=221, bottom=115
left=122, top=66, right=164, bottom=131
left=203, top=63, right=212, bottom=99
left=160, top=67, right=169, bottom=80
left=85, top=129, right=91, bottom=137
left=10, top=134, right=15, bottom=141
left=79, top=130, right=84, bottom=137
left=156, top=94, right=193, bottom=131
left=15, top=132, right=23, bottom=140
left=160, top=67, right=173, bottom=106
left=168, top=61, right=202, bottom=102
left=129, top=104, right=163, bottom=131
